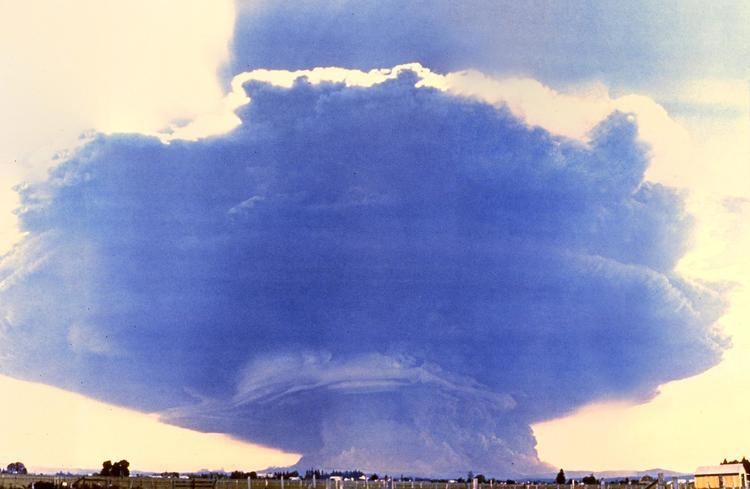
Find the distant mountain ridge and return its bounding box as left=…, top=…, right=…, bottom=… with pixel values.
left=560, top=469, right=690, bottom=480
left=27, top=467, right=96, bottom=476
left=26, top=465, right=692, bottom=481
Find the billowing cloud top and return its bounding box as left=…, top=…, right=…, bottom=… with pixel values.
left=0, top=67, right=727, bottom=476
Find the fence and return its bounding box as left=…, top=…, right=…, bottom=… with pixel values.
left=0, top=477, right=696, bottom=489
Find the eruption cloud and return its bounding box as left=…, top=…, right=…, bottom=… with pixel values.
left=0, top=68, right=727, bottom=476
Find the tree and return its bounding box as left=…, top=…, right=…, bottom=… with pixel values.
left=113, top=460, right=130, bottom=477
left=476, top=475, right=487, bottom=484
left=721, top=457, right=750, bottom=475
left=6, top=462, right=27, bottom=474
left=101, top=460, right=130, bottom=477
left=581, top=475, right=598, bottom=485
left=556, top=470, right=566, bottom=485
left=369, top=475, right=379, bottom=481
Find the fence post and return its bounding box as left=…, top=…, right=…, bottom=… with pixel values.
left=281, top=476, right=285, bottom=489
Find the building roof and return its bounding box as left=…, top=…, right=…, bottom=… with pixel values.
left=696, top=464, right=747, bottom=476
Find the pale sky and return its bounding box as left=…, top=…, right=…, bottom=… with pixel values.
left=533, top=107, right=750, bottom=473
left=1, top=0, right=749, bottom=477
left=0, top=0, right=300, bottom=473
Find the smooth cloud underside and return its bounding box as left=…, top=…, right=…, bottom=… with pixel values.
left=0, top=71, right=727, bottom=475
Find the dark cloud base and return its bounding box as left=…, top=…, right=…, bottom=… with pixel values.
left=0, top=71, right=727, bottom=476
